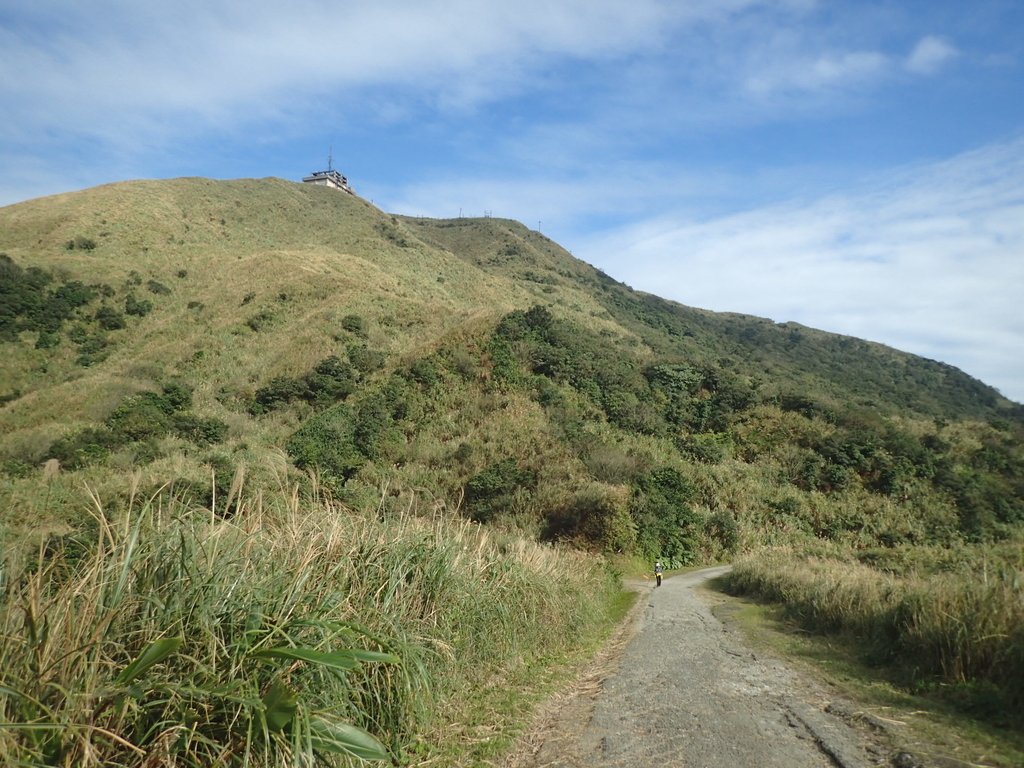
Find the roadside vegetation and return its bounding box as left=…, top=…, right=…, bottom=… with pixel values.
left=726, top=542, right=1024, bottom=730
left=0, top=178, right=1021, bottom=762
left=0, top=484, right=618, bottom=766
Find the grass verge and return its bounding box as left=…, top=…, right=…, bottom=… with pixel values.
left=707, top=567, right=1024, bottom=768
left=0, top=482, right=620, bottom=766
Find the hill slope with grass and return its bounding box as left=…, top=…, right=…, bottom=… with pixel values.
left=2, top=176, right=1020, bottom=547
left=1, top=177, right=1022, bottom=764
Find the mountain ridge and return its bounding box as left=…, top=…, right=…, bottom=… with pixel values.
left=1, top=176, right=1021, bottom=553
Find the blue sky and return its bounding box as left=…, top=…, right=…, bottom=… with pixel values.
left=2, top=0, right=1023, bottom=402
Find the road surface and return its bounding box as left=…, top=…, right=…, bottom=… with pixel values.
left=504, top=566, right=885, bottom=768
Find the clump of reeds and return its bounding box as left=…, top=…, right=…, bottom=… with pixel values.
left=727, top=546, right=1024, bottom=720
left=0, top=483, right=616, bottom=766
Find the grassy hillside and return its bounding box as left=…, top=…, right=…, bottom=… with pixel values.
left=1, top=177, right=1022, bottom=763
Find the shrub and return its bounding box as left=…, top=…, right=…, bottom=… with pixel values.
left=171, top=413, right=229, bottom=444
left=146, top=279, right=171, bottom=295
left=545, top=482, right=636, bottom=553
left=246, top=310, right=274, bottom=332
left=251, top=358, right=356, bottom=413
left=705, top=509, right=741, bottom=554
left=105, top=393, right=173, bottom=441
left=94, top=305, right=126, bottom=330
left=65, top=235, right=96, bottom=250
left=464, top=459, right=536, bottom=523
left=630, top=467, right=700, bottom=565
left=35, top=330, right=60, bottom=349
left=305, top=356, right=356, bottom=404
left=160, top=381, right=193, bottom=410
left=124, top=293, right=153, bottom=317
left=676, top=432, right=732, bottom=464
left=348, top=345, right=386, bottom=374
left=352, top=394, right=402, bottom=460
left=287, top=405, right=365, bottom=484
left=47, top=426, right=123, bottom=469
left=341, top=314, right=367, bottom=337
left=407, top=359, right=440, bottom=388
left=74, top=333, right=109, bottom=366
left=252, top=376, right=306, bottom=412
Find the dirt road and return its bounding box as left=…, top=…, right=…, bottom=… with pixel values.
left=505, top=566, right=885, bottom=768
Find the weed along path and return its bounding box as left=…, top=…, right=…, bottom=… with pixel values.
left=504, top=566, right=880, bottom=768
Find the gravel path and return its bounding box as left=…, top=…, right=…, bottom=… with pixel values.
left=504, top=566, right=885, bottom=768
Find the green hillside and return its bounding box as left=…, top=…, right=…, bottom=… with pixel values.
left=3, top=177, right=1019, bottom=546
left=1, top=177, right=1021, bottom=765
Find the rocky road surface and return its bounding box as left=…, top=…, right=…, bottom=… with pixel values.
left=504, top=566, right=890, bottom=768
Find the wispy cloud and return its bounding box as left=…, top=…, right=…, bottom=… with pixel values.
left=582, top=139, right=1024, bottom=402
left=905, top=35, right=959, bottom=74
left=0, top=1, right=690, bottom=142
left=744, top=50, right=890, bottom=97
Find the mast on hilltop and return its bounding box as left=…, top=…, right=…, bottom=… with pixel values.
left=302, top=147, right=354, bottom=194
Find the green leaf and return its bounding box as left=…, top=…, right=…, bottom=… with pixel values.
left=114, top=637, right=183, bottom=685
left=345, top=649, right=401, bottom=664
left=308, top=716, right=389, bottom=761
left=252, top=646, right=398, bottom=672
left=261, top=680, right=298, bottom=732
left=252, top=647, right=358, bottom=671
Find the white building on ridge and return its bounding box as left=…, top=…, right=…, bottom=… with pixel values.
left=302, top=151, right=354, bottom=194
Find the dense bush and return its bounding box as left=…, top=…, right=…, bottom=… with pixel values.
left=464, top=459, right=536, bottom=523
left=45, top=384, right=225, bottom=469
left=0, top=257, right=102, bottom=342
left=48, top=426, right=123, bottom=469
left=93, top=304, right=126, bottom=330
left=341, top=314, right=367, bottom=337
left=124, top=293, right=152, bottom=317
left=64, top=235, right=96, bottom=250
left=545, top=482, right=635, bottom=553
left=251, top=355, right=361, bottom=413
left=287, top=405, right=365, bottom=484
left=630, top=467, right=700, bottom=566
left=348, top=344, right=386, bottom=374
left=480, top=305, right=1024, bottom=547
left=171, top=412, right=229, bottom=445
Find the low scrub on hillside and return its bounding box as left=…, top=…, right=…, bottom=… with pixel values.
left=0, top=485, right=618, bottom=766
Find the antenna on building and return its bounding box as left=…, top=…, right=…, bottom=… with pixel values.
left=328, top=146, right=334, bottom=172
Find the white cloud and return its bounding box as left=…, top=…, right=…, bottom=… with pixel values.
left=744, top=50, right=890, bottom=96
left=905, top=35, right=959, bottom=74
left=0, top=0, right=698, bottom=143
left=583, top=139, right=1024, bottom=402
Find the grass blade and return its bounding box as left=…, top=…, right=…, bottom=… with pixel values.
left=114, top=637, right=183, bottom=686
left=308, top=716, right=389, bottom=761
left=251, top=646, right=397, bottom=672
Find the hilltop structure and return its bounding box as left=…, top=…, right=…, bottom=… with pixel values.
left=302, top=151, right=354, bottom=194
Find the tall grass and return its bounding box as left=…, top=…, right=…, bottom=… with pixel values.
left=727, top=546, right=1024, bottom=723
left=0, top=482, right=617, bottom=766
